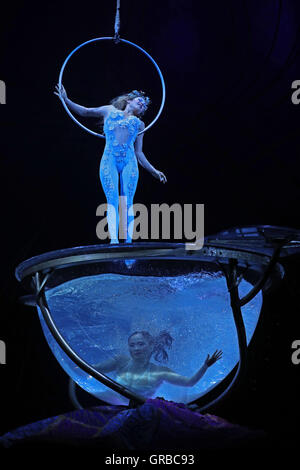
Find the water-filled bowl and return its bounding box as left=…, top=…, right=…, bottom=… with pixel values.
left=16, top=243, right=280, bottom=407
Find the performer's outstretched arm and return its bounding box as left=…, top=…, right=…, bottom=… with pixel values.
left=54, top=84, right=112, bottom=118
left=160, top=350, right=223, bottom=387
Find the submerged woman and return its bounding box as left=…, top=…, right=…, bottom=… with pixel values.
left=55, top=85, right=167, bottom=243
left=94, top=331, right=222, bottom=399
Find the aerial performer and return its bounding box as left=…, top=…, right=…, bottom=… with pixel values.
left=55, top=85, right=167, bottom=243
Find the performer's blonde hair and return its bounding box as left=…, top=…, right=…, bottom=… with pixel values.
left=110, top=90, right=151, bottom=116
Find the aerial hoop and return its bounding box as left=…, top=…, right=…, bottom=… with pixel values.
left=58, top=37, right=166, bottom=138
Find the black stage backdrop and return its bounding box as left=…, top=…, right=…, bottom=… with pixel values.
left=0, top=0, right=300, bottom=450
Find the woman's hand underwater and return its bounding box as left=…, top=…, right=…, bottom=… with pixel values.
left=205, top=350, right=223, bottom=367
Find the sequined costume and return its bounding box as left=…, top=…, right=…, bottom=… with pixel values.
left=100, top=108, right=141, bottom=243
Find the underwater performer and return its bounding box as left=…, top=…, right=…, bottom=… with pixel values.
left=54, top=85, right=167, bottom=243
left=94, top=331, right=222, bottom=398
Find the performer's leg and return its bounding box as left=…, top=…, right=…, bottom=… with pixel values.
left=120, top=159, right=139, bottom=243
left=99, top=157, right=120, bottom=243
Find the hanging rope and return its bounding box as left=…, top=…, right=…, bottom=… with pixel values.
left=114, top=0, right=121, bottom=43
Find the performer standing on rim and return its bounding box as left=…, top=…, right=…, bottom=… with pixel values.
left=55, top=85, right=167, bottom=243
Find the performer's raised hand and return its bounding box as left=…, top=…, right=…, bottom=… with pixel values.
left=54, top=83, right=67, bottom=101
left=205, top=350, right=223, bottom=367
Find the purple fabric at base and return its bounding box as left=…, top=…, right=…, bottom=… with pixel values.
left=0, top=398, right=266, bottom=449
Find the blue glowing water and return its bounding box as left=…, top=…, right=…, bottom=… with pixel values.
left=38, top=270, right=262, bottom=405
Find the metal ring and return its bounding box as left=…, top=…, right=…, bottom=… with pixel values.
left=58, top=37, right=166, bottom=138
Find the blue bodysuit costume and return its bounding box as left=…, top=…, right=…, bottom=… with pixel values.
left=100, top=108, right=141, bottom=243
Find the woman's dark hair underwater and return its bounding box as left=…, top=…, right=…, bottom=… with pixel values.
left=128, top=330, right=173, bottom=363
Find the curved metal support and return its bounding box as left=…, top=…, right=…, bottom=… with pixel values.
left=240, top=241, right=285, bottom=306
left=196, top=258, right=248, bottom=413
left=34, top=272, right=145, bottom=406
left=196, top=242, right=284, bottom=413
left=68, top=378, right=83, bottom=410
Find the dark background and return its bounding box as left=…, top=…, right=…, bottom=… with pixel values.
left=0, top=0, right=300, bottom=449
